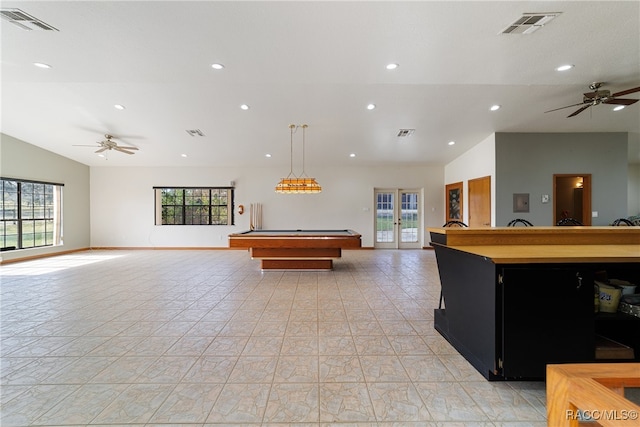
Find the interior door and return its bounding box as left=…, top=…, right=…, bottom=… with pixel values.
left=468, top=176, right=491, bottom=227
left=553, top=174, right=592, bottom=225
left=374, top=189, right=421, bottom=249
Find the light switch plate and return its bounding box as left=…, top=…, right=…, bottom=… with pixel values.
left=541, top=194, right=549, bottom=203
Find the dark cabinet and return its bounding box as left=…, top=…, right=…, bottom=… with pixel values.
left=500, top=267, right=595, bottom=378
left=432, top=240, right=639, bottom=380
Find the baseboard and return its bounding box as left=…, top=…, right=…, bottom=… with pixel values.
left=89, top=246, right=235, bottom=250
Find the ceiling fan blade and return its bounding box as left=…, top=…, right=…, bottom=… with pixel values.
left=567, top=104, right=591, bottom=117
left=612, top=86, right=640, bottom=97
left=114, top=147, right=135, bottom=155
left=544, top=102, right=588, bottom=113
left=603, top=98, right=639, bottom=106
left=73, top=144, right=101, bottom=147
left=95, top=147, right=108, bottom=153
left=115, top=146, right=138, bottom=150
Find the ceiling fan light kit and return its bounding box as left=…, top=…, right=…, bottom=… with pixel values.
left=545, top=82, right=640, bottom=117
left=73, top=134, right=139, bottom=155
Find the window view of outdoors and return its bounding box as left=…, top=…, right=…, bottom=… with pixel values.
left=1, top=179, right=60, bottom=250
left=158, top=187, right=232, bottom=225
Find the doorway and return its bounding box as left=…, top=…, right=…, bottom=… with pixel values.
left=468, top=176, right=491, bottom=227
left=374, top=188, right=422, bottom=249
left=553, top=174, right=592, bottom=225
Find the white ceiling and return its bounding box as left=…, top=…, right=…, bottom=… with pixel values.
left=2, top=1, right=639, bottom=168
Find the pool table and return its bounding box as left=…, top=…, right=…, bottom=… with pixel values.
left=228, top=229, right=361, bottom=270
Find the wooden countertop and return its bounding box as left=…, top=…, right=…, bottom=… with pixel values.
left=441, top=244, right=640, bottom=264
left=428, top=226, right=640, bottom=246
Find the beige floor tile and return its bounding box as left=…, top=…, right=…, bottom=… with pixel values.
left=359, top=355, right=410, bottom=382
left=0, top=249, right=552, bottom=426
left=136, top=355, right=197, bottom=383
left=207, top=382, right=270, bottom=423
left=415, top=381, right=490, bottom=421
left=34, top=384, right=127, bottom=425
left=461, top=382, right=545, bottom=421
left=319, top=355, right=364, bottom=382
left=89, top=356, right=157, bottom=383
left=398, top=355, right=457, bottom=382
left=367, top=382, right=431, bottom=422
left=181, top=355, right=237, bottom=383
left=242, top=335, right=285, bottom=356
left=274, top=355, right=319, bottom=383
left=149, top=383, right=223, bottom=423
left=264, top=383, right=320, bottom=423
left=228, top=355, right=278, bottom=383
left=92, top=383, right=175, bottom=424
left=318, top=335, right=357, bottom=355
left=1, top=384, right=78, bottom=427
left=319, top=382, right=376, bottom=422
left=353, top=335, right=395, bottom=355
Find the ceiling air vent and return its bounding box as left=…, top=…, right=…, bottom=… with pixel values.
left=1, top=8, right=59, bottom=31
left=397, top=129, right=415, bottom=138
left=186, top=129, right=205, bottom=137
left=501, top=12, right=560, bottom=34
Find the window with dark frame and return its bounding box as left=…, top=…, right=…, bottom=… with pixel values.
left=1, top=178, right=63, bottom=250
left=155, top=187, right=234, bottom=225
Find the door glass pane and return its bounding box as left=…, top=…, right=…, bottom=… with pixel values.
left=376, top=192, right=395, bottom=243
left=400, top=192, right=419, bottom=243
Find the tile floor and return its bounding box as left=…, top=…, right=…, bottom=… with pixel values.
left=0, top=249, right=549, bottom=426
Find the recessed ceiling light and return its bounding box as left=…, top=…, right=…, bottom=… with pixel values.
left=240, top=104, right=250, bottom=110
left=114, top=104, right=125, bottom=110
left=181, top=154, right=188, bottom=158
left=367, top=104, right=376, bottom=110
left=211, top=63, right=225, bottom=70
left=33, top=62, right=51, bottom=69
left=265, top=154, right=272, bottom=158
left=556, top=64, right=574, bottom=71
left=386, top=63, right=399, bottom=70
left=349, top=153, right=356, bottom=158
left=490, top=104, right=501, bottom=111
left=613, top=105, right=625, bottom=111
left=448, top=141, right=456, bottom=146
left=97, top=154, right=105, bottom=158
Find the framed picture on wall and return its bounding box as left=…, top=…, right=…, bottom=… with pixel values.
left=445, top=182, right=463, bottom=222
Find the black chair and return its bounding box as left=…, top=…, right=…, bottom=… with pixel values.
left=507, top=218, right=533, bottom=227
left=438, top=220, right=468, bottom=309
left=443, top=220, right=468, bottom=227
left=611, top=218, right=635, bottom=226
left=556, top=218, right=583, bottom=226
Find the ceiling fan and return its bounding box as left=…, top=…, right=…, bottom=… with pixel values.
left=73, top=134, right=139, bottom=155
left=545, top=82, right=640, bottom=117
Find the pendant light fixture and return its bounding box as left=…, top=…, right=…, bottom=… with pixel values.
left=275, top=124, right=322, bottom=193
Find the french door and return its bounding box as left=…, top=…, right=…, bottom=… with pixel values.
left=374, top=189, right=421, bottom=249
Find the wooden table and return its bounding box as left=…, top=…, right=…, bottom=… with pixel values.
left=228, top=229, right=361, bottom=270
left=429, top=226, right=640, bottom=380
left=547, top=363, right=640, bottom=427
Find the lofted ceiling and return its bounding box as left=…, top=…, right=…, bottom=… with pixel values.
left=2, top=1, right=639, bottom=168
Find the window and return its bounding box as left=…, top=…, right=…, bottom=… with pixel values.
left=154, top=187, right=234, bottom=225
left=1, top=178, right=63, bottom=250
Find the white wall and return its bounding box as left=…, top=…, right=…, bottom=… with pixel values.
left=90, top=164, right=444, bottom=248
left=0, top=133, right=90, bottom=262
left=495, top=133, right=629, bottom=226
left=443, top=134, right=496, bottom=226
